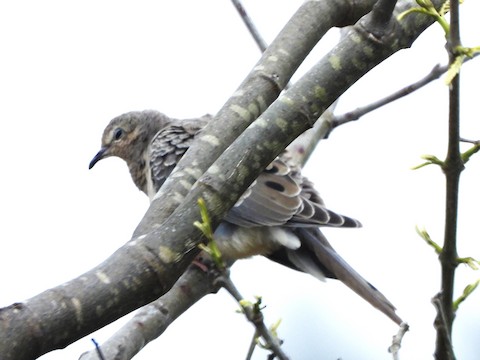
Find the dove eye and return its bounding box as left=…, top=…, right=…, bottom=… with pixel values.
left=113, top=128, right=124, bottom=141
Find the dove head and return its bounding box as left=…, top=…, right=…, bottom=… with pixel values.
left=89, top=110, right=171, bottom=169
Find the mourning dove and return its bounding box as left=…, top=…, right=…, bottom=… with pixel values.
left=90, top=110, right=402, bottom=325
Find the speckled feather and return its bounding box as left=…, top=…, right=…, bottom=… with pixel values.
left=149, top=120, right=210, bottom=195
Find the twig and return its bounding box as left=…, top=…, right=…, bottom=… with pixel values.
left=460, top=137, right=480, bottom=145
left=332, top=63, right=447, bottom=128
left=332, top=52, right=478, bottom=129
left=245, top=329, right=260, bottom=360
left=230, top=0, right=268, bottom=52
left=216, top=274, right=289, bottom=360
left=91, top=338, right=105, bottom=360
left=194, top=198, right=287, bottom=359
left=453, top=279, right=480, bottom=311
left=432, top=294, right=455, bottom=360
left=388, top=322, right=410, bottom=360
left=230, top=0, right=294, bottom=92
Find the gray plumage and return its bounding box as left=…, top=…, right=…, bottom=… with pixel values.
left=90, top=110, right=402, bottom=325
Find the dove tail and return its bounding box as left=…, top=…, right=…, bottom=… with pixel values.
left=290, top=228, right=403, bottom=325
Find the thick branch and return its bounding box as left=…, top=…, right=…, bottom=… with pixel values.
left=79, top=262, right=221, bottom=360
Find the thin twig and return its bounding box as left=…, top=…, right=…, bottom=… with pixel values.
left=332, top=63, right=447, bottom=128
left=245, top=329, right=260, bottom=360
left=195, top=198, right=288, bottom=359
left=460, top=137, right=480, bottom=145
left=230, top=0, right=268, bottom=52
left=388, top=323, right=410, bottom=360
left=432, top=294, right=455, bottom=360
left=216, top=274, right=289, bottom=360
left=230, top=0, right=294, bottom=91
left=91, top=338, right=105, bottom=360
left=332, top=53, right=478, bottom=129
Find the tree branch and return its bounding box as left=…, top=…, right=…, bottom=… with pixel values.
left=218, top=275, right=289, bottom=360
left=230, top=0, right=268, bottom=52
left=332, top=63, right=447, bottom=127
left=434, top=0, right=463, bottom=358
left=332, top=53, right=479, bottom=128
left=388, top=322, right=410, bottom=360
left=370, top=0, right=398, bottom=34
left=79, top=260, right=222, bottom=360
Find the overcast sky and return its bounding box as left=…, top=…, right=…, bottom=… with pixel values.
left=1, top=1, right=479, bottom=359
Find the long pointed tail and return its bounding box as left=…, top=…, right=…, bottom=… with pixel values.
left=291, top=228, right=403, bottom=325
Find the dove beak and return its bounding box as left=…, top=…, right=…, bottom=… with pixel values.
left=89, top=147, right=109, bottom=169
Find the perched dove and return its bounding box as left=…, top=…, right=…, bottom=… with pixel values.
left=90, top=110, right=402, bottom=325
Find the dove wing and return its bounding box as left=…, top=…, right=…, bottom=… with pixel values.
left=224, top=156, right=361, bottom=228
left=149, top=120, right=360, bottom=229
left=149, top=120, right=207, bottom=192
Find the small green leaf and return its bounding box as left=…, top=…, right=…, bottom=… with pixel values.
left=270, top=319, right=282, bottom=337
left=239, top=299, right=252, bottom=308
left=194, top=198, right=225, bottom=269
left=416, top=0, right=435, bottom=10
left=416, top=226, right=442, bottom=254
left=398, top=0, right=450, bottom=35
left=462, top=46, right=480, bottom=57
left=457, top=256, right=480, bottom=270
left=453, top=279, right=480, bottom=311
left=397, top=7, right=430, bottom=21
left=412, top=155, right=444, bottom=170
left=461, top=143, right=480, bottom=164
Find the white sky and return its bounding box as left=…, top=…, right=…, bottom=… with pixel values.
left=1, top=1, right=479, bottom=359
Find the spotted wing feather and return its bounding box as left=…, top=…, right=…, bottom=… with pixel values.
left=225, top=156, right=361, bottom=228
left=149, top=121, right=205, bottom=191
